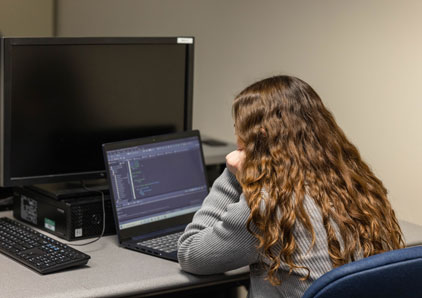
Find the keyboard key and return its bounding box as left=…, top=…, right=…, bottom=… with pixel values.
left=137, top=231, right=183, bottom=253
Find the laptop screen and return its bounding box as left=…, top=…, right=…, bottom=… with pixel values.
left=105, top=134, right=208, bottom=232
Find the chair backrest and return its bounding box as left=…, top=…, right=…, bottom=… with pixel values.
left=302, top=246, right=422, bottom=298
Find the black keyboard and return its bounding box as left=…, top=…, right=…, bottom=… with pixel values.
left=0, top=217, right=90, bottom=274
left=137, top=231, right=183, bottom=253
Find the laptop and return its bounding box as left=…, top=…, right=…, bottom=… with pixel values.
left=102, top=130, right=209, bottom=261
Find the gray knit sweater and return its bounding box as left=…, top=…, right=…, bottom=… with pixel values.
left=178, top=169, right=336, bottom=298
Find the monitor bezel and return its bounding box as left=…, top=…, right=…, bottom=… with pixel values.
left=0, top=36, right=194, bottom=187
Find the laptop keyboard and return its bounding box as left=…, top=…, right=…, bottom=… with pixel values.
left=138, top=231, right=183, bottom=253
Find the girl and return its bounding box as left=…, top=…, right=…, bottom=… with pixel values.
left=178, top=75, right=403, bottom=297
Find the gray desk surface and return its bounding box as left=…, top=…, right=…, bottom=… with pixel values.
left=1, top=215, right=421, bottom=298
left=202, top=140, right=237, bottom=165
left=0, top=211, right=248, bottom=298
left=399, top=219, right=422, bottom=247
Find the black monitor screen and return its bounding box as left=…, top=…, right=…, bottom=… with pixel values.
left=0, top=37, right=194, bottom=186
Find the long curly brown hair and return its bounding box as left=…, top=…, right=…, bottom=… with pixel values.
left=233, top=75, right=404, bottom=285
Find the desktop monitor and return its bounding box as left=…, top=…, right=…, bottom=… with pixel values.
left=0, top=37, right=194, bottom=187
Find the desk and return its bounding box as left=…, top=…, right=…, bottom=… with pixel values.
left=1, top=210, right=421, bottom=298
left=399, top=220, right=422, bottom=247
left=202, top=140, right=237, bottom=166
left=202, top=140, right=237, bottom=186
left=0, top=211, right=249, bottom=298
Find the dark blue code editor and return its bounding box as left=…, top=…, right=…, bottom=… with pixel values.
left=106, top=137, right=208, bottom=229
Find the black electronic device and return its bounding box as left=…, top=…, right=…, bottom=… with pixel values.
left=103, top=130, right=209, bottom=261
left=0, top=217, right=90, bottom=274
left=13, top=187, right=116, bottom=241
left=0, top=36, right=194, bottom=187
left=0, top=187, right=14, bottom=211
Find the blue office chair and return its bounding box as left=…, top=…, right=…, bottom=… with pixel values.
left=302, top=246, right=422, bottom=298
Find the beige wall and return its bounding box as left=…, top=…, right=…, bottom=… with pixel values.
left=56, top=0, right=422, bottom=225
left=0, top=0, right=54, bottom=36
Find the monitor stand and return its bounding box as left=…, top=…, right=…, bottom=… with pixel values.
left=29, top=179, right=109, bottom=200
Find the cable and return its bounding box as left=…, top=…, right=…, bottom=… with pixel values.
left=67, top=182, right=106, bottom=246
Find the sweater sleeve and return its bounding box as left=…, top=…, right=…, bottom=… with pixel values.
left=177, top=168, right=259, bottom=275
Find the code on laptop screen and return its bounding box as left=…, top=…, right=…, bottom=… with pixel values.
left=106, top=136, right=208, bottom=230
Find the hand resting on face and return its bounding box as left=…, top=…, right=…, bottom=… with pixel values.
left=225, top=149, right=245, bottom=176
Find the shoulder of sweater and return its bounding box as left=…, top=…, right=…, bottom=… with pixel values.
left=211, top=168, right=242, bottom=192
